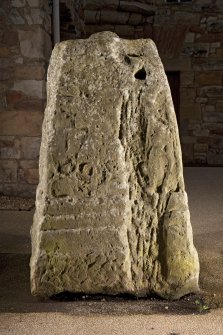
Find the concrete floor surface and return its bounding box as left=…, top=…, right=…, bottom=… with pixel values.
left=0, top=311, right=223, bottom=335
left=0, top=167, right=222, bottom=334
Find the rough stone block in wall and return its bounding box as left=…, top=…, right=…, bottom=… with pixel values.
left=85, top=24, right=114, bottom=36
left=18, top=28, right=51, bottom=60
left=207, top=152, right=223, bottom=165
left=216, top=101, right=223, bottom=112
left=198, top=86, right=223, bottom=98
left=181, top=103, right=201, bottom=121
left=114, top=25, right=134, bottom=37
left=0, top=160, right=17, bottom=183
left=13, top=80, right=45, bottom=99
left=12, top=0, right=47, bottom=9
left=30, top=32, right=199, bottom=299
left=0, top=183, right=37, bottom=197
left=195, top=72, right=222, bottom=86
left=20, top=137, right=41, bottom=160
left=2, top=31, right=19, bottom=46
left=18, top=160, right=39, bottom=185
left=11, top=0, right=26, bottom=7
left=98, top=10, right=130, bottom=25
left=0, top=136, right=20, bottom=159
left=0, top=47, right=10, bottom=57
left=0, top=111, right=43, bottom=136
left=14, top=64, right=45, bottom=81
left=10, top=8, right=26, bottom=25
left=27, top=0, right=42, bottom=7
left=181, top=143, right=194, bottom=164
left=84, top=0, right=119, bottom=10
left=181, top=72, right=194, bottom=88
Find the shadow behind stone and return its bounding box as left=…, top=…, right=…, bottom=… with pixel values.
left=0, top=253, right=204, bottom=315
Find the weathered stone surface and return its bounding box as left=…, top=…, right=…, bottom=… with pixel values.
left=30, top=32, right=199, bottom=299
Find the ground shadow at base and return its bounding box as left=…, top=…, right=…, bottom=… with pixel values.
left=0, top=253, right=206, bottom=315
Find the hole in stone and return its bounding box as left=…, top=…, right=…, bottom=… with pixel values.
left=124, top=56, right=131, bottom=64
left=175, top=182, right=180, bottom=192
left=98, top=198, right=103, bottom=204
left=79, top=162, right=88, bottom=173
left=101, top=170, right=107, bottom=183
left=88, top=167, right=93, bottom=176
left=157, top=185, right=162, bottom=193
left=128, top=54, right=140, bottom=58
left=135, top=67, right=146, bottom=80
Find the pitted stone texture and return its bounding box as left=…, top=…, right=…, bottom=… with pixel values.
left=30, top=32, right=199, bottom=299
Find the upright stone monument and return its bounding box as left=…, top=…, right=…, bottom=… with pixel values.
left=30, top=32, right=199, bottom=299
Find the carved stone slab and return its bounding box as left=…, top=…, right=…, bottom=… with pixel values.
left=30, top=32, right=199, bottom=299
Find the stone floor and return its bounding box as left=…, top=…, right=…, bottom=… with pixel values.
left=0, top=167, right=222, bottom=334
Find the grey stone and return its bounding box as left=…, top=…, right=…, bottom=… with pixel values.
left=27, top=0, right=42, bottom=7
left=10, top=8, right=26, bottom=24
left=11, top=0, right=26, bottom=7
left=0, top=160, right=17, bottom=183
left=207, top=20, right=223, bottom=33
left=216, top=101, right=223, bottom=112
left=19, top=28, right=51, bottom=60
left=0, top=136, right=20, bottom=159
left=13, top=80, right=45, bottom=99
left=119, top=1, right=155, bottom=15
left=23, top=8, right=45, bottom=25
left=30, top=9, right=45, bottom=24
left=198, top=86, right=223, bottom=98
left=85, top=0, right=119, bottom=10
left=0, top=183, right=36, bottom=197
left=30, top=32, right=199, bottom=299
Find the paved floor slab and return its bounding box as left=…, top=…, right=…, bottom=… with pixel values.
left=0, top=312, right=222, bottom=335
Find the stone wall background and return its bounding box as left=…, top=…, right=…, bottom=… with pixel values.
left=60, top=0, right=85, bottom=40
left=0, top=0, right=223, bottom=197
left=81, top=0, right=223, bottom=166
left=0, top=0, right=51, bottom=196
